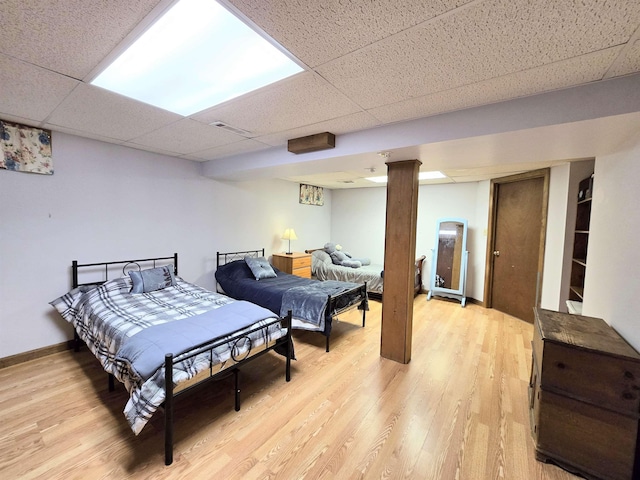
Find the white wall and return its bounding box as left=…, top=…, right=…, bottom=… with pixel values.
left=329, top=186, right=387, bottom=264
left=472, top=181, right=490, bottom=302
left=5, top=130, right=640, bottom=358
left=583, top=132, right=640, bottom=351
left=541, top=164, right=571, bottom=311
left=0, top=133, right=331, bottom=358
left=331, top=181, right=488, bottom=301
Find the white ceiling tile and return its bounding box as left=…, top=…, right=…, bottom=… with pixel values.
left=46, top=84, right=181, bottom=141
left=1, top=0, right=639, bottom=186
left=185, top=139, right=272, bottom=161
left=129, top=119, right=245, bottom=155
left=45, top=124, right=130, bottom=146
left=607, top=40, right=640, bottom=78
left=255, top=112, right=382, bottom=147
left=369, top=47, right=623, bottom=123
left=193, top=72, right=362, bottom=135
left=226, top=0, right=471, bottom=67
left=0, top=0, right=163, bottom=79
left=118, top=142, right=183, bottom=158
left=317, top=0, right=640, bottom=109
left=0, top=54, right=79, bottom=123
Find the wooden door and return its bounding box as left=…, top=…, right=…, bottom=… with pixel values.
left=486, top=170, right=549, bottom=323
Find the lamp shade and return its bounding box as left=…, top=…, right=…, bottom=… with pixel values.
left=281, top=228, right=297, bottom=240
left=282, top=228, right=297, bottom=254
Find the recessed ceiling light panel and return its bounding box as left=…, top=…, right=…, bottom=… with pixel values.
left=91, top=0, right=304, bottom=116
left=365, top=171, right=447, bottom=183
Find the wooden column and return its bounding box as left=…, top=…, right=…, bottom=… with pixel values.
left=380, top=159, right=421, bottom=363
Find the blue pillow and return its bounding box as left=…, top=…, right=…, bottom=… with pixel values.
left=244, top=256, right=277, bottom=280
left=129, top=265, right=176, bottom=293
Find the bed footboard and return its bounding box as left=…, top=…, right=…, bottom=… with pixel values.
left=163, top=311, right=293, bottom=465
left=325, top=282, right=368, bottom=352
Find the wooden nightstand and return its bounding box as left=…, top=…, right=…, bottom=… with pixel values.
left=271, top=252, right=311, bottom=278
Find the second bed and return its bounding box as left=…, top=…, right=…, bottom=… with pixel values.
left=216, top=249, right=368, bottom=352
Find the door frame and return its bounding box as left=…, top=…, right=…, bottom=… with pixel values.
left=483, top=168, right=550, bottom=309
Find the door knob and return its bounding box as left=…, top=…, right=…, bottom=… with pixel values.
left=493, top=250, right=500, bottom=256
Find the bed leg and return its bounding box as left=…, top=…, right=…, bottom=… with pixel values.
left=326, top=335, right=330, bottom=353
left=361, top=284, right=368, bottom=328
left=286, top=311, right=292, bottom=382
left=234, top=368, right=241, bottom=412
left=74, top=330, right=81, bottom=352
left=108, top=374, right=115, bottom=392
left=165, top=354, right=174, bottom=466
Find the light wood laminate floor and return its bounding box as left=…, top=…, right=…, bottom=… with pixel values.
left=0, top=296, right=581, bottom=479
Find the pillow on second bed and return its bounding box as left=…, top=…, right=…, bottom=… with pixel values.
left=245, top=256, right=277, bottom=280
left=129, top=265, right=176, bottom=293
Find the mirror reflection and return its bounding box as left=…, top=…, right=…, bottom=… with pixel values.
left=428, top=217, right=468, bottom=307
left=435, top=222, right=465, bottom=291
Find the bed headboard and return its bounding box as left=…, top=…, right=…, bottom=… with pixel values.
left=72, top=253, right=178, bottom=288
left=216, top=249, right=264, bottom=268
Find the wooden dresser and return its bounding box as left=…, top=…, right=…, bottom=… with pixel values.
left=530, top=308, right=640, bottom=480
left=271, top=252, right=311, bottom=278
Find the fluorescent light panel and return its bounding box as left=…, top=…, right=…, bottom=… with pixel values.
left=91, top=0, right=303, bottom=116
left=366, top=171, right=447, bottom=183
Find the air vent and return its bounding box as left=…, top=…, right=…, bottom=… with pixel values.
left=210, top=121, right=254, bottom=138
left=339, top=180, right=355, bottom=184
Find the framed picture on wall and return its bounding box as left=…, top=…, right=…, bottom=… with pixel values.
left=1, top=120, right=53, bottom=175
left=299, top=183, right=324, bottom=206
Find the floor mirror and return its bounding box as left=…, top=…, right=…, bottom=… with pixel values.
left=427, top=217, right=468, bottom=306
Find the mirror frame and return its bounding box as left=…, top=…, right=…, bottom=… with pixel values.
left=427, top=217, right=468, bottom=307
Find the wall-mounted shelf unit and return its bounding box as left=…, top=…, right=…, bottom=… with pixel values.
left=568, top=174, right=593, bottom=313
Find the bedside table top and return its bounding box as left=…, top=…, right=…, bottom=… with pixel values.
left=273, top=252, right=310, bottom=258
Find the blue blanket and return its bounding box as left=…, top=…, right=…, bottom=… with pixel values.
left=280, top=280, right=358, bottom=326
left=116, top=301, right=277, bottom=381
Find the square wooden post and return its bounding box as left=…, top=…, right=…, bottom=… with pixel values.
left=380, top=159, right=421, bottom=363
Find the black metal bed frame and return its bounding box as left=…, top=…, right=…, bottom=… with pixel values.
left=216, top=249, right=368, bottom=352
left=71, top=253, right=293, bottom=465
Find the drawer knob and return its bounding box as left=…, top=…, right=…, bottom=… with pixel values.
left=556, top=362, right=565, bottom=369
left=624, top=371, right=635, bottom=379
left=622, top=392, right=635, bottom=400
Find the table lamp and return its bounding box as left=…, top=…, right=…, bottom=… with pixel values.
left=281, top=228, right=297, bottom=254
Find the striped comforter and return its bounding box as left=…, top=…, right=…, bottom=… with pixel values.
left=50, top=276, right=284, bottom=434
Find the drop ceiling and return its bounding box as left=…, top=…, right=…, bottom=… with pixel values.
left=1, top=0, right=640, bottom=188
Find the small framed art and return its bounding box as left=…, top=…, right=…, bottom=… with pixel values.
left=299, top=183, right=324, bottom=206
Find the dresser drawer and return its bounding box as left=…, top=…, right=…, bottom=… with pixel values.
left=292, top=256, right=311, bottom=269
left=292, top=266, right=311, bottom=278
left=541, top=341, right=640, bottom=415
left=536, top=388, right=638, bottom=480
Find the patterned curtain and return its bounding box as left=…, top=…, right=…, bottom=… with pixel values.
left=0, top=120, right=53, bottom=175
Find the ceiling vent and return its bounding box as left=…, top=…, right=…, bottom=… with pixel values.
left=210, top=121, right=254, bottom=138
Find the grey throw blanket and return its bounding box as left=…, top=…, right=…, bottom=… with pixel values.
left=280, top=280, right=358, bottom=326
left=116, top=300, right=277, bottom=381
